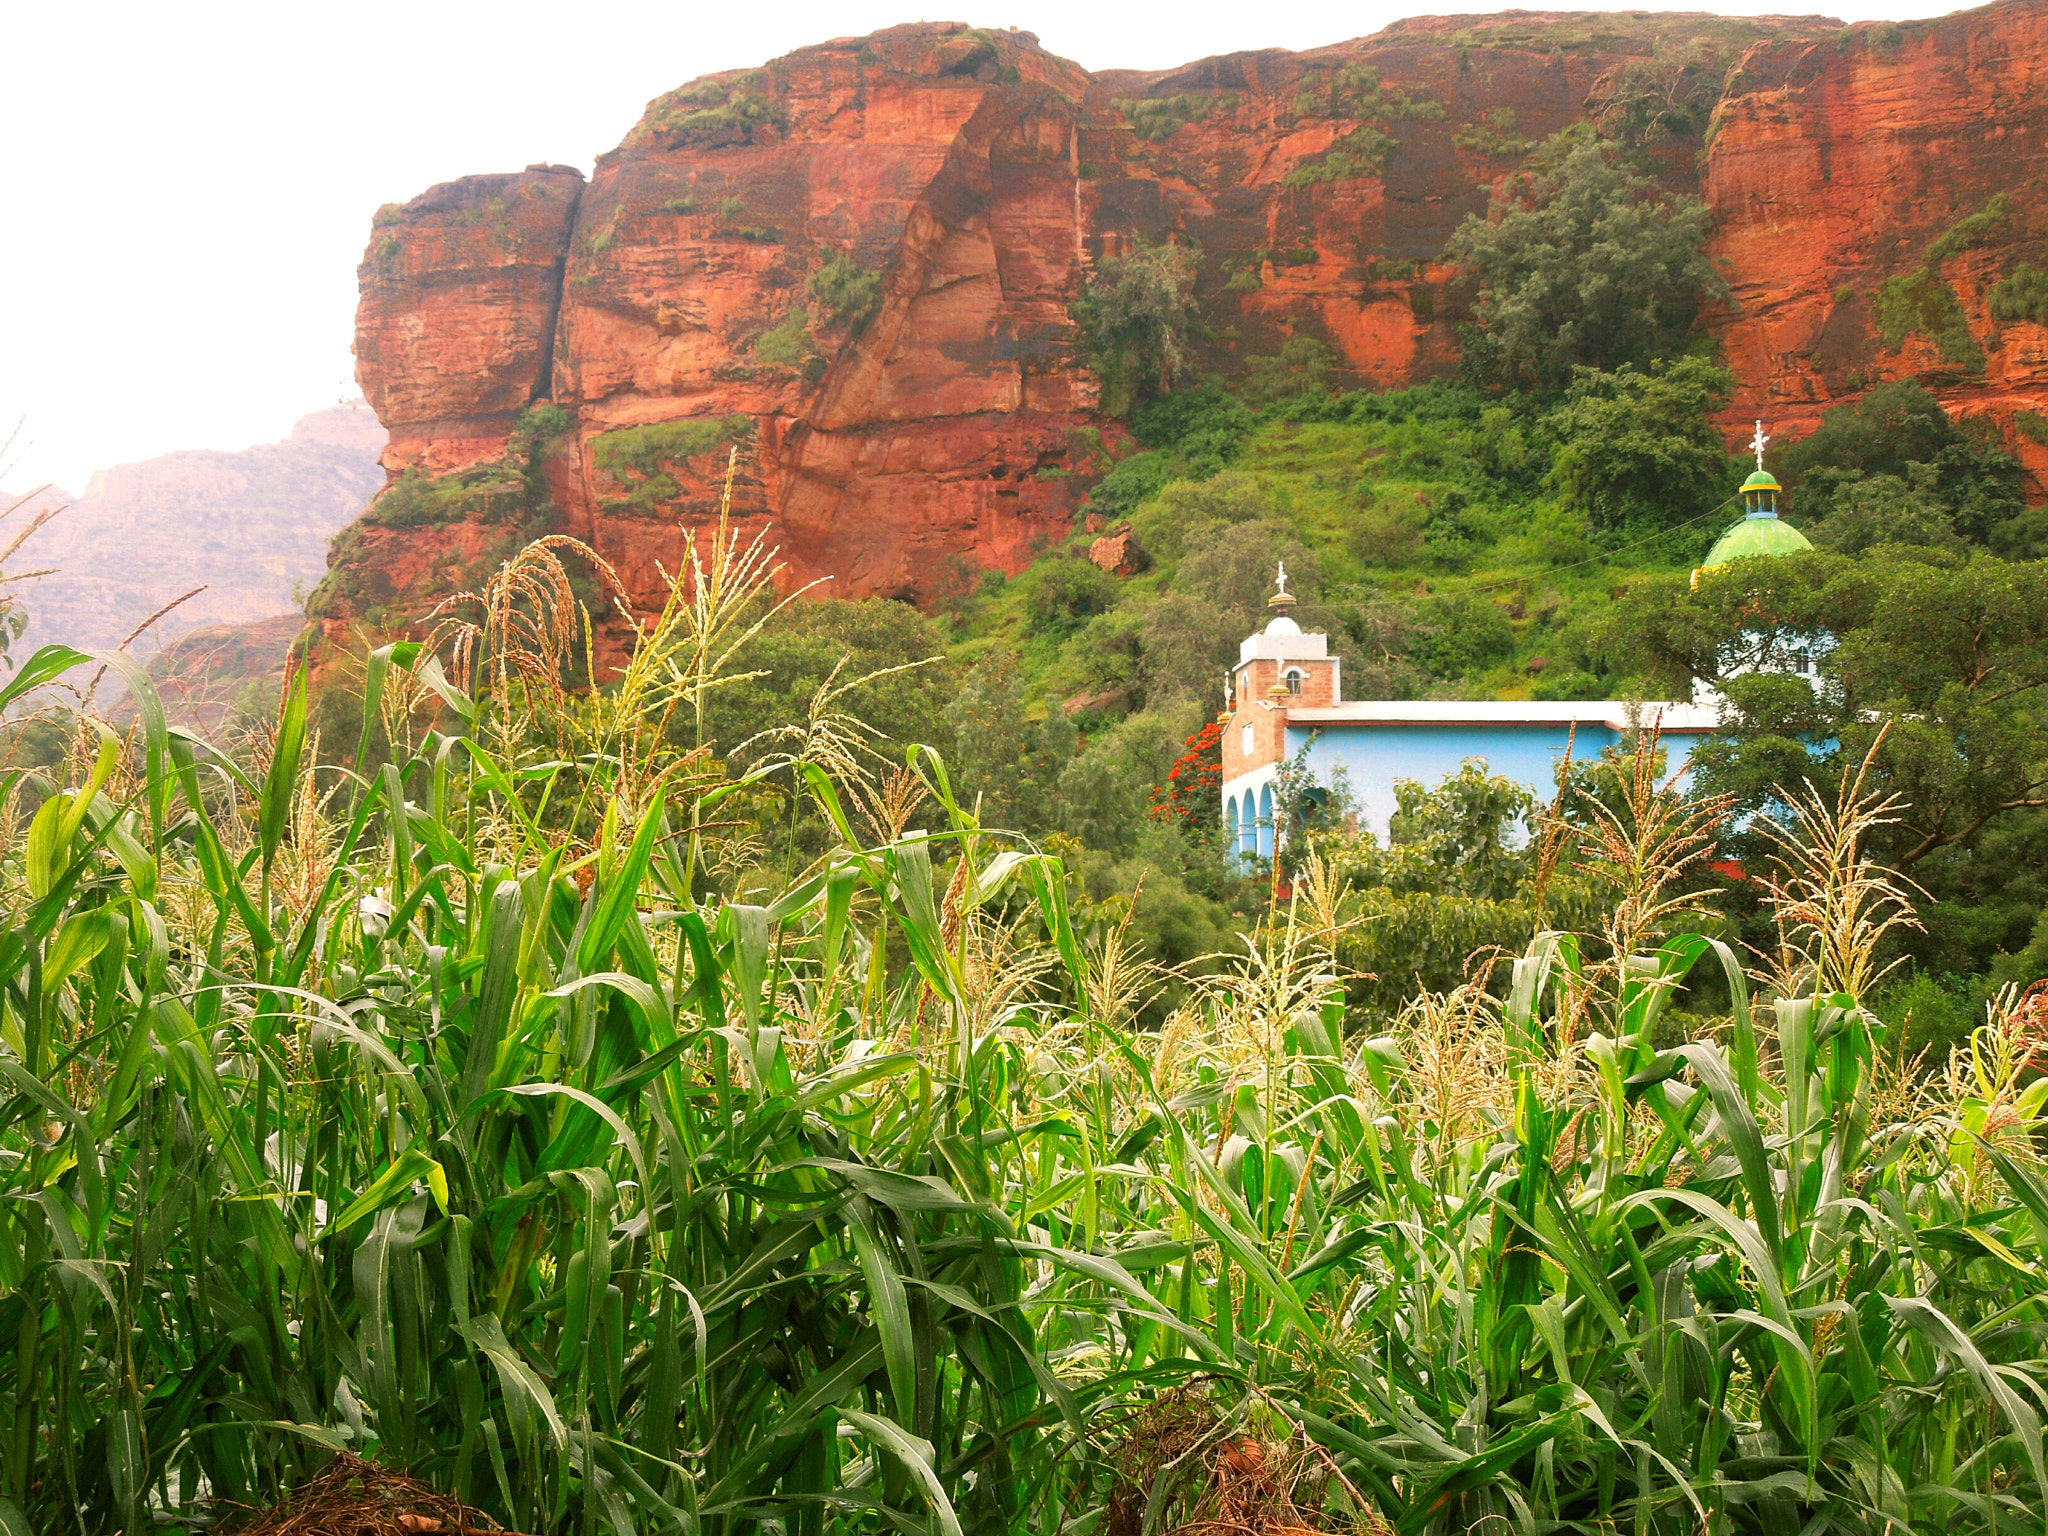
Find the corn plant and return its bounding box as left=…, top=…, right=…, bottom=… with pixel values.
left=0, top=604, right=2040, bottom=1536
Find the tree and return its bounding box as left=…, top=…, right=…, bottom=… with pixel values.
left=1780, top=382, right=2038, bottom=555
left=702, top=597, right=950, bottom=767
left=1446, top=131, right=1726, bottom=395
left=1138, top=515, right=1326, bottom=704
left=1022, top=556, right=1118, bottom=637
left=1074, top=240, right=1201, bottom=416
left=1779, top=381, right=1960, bottom=483
left=1611, top=549, right=2048, bottom=871
left=944, top=650, right=1072, bottom=833
left=1543, top=357, right=1737, bottom=532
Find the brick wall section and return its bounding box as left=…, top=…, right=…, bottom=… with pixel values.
left=1221, top=654, right=1339, bottom=779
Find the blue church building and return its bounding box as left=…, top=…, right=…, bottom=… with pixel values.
left=1220, top=435, right=1810, bottom=861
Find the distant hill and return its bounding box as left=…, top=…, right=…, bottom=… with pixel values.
left=131, top=613, right=304, bottom=734
left=2, top=403, right=385, bottom=659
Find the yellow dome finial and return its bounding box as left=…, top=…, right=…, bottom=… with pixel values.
left=1270, top=561, right=1294, bottom=610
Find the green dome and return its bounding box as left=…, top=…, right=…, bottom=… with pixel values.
left=1702, top=512, right=1812, bottom=569
left=1742, top=469, right=1782, bottom=493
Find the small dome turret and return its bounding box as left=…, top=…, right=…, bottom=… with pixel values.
left=1693, top=421, right=1810, bottom=585
left=1264, top=560, right=1301, bottom=635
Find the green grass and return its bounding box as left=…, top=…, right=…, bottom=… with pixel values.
left=941, top=386, right=1688, bottom=716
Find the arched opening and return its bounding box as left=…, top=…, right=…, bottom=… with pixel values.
left=1284, top=668, right=1304, bottom=696
left=1257, top=784, right=1275, bottom=860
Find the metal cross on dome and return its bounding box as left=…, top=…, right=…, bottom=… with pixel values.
left=1274, top=561, right=1290, bottom=597
left=1751, top=419, right=1770, bottom=471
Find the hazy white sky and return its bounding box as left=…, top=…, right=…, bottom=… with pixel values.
left=6, top=0, right=1945, bottom=494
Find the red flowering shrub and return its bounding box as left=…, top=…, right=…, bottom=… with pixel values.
left=1149, top=718, right=1223, bottom=828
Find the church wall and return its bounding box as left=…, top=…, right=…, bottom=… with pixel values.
left=1285, top=723, right=1710, bottom=843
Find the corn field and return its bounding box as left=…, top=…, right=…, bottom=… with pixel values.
left=1, top=510, right=2046, bottom=1536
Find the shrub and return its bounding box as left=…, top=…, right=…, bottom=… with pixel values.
left=1293, top=62, right=1381, bottom=118
left=1114, top=92, right=1226, bottom=141
left=1413, top=591, right=1515, bottom=676
left=1024, top=556, right=1119, bottom=635
left=365, top=463, right=525, bottom=530
left=807, top=252, right=883, bottom=333
left=642, top=74, right=777, bottom=147
left=1282, top=126, right=1392, bottom=188
left=1240, top=336, right=1335, bottom=403
left=1874, top=267, right=1983, bottom=368
left=592, top=414, right=752, bottom=511
left=1991, top=262, right=2048, bottom=325
left=1453, top=107, right=1534, bottom=159
left=1074, top=240, right=1202, bottom=416
left=1869, top=196, right=2006, bottom=370
left=1927, top=191, right=2009, bottom=261
left=752, top=306, right=813, bottom=365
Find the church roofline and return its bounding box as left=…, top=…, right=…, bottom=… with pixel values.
left=1280, top=700, right=1720, bottom=732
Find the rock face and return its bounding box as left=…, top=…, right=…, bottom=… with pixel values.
left=1704, top=1, right=2048, bottom=489
left=12, top=404, right=385, bottom=658
left=325, top=6, right=2048, bottom=651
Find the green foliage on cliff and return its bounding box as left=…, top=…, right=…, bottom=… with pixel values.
left=1114, top=92, right=1232, bottom=141
left=641, top=72, right=776, bottom=147
left=1927, top=190, right=2011, bottom=261
left=592, top=415, right=753, bottom=512
left=1873, top=195, right=2010, bottom=370
left=1281, top=125, right=1393, bottom=188
left=752, top=306, right=814, bottom=365
left=807, top=252, right=883, bottom=333
left=1074, top=240, right=1202, bottom=416
left=1453, top=106, right=1535, bottom=158
left=1447, top=130, right=1725, bottom=394
left=364, top=464, right=526, bottom=530
left=1875, top=268, right=1983, bottom=368
left=1291, top=62, right=1380, bottom=118
left=1991, top=261, right=2048, bottom=325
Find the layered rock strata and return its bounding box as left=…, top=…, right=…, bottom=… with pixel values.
left=321, top=4, right=2048, bottom=650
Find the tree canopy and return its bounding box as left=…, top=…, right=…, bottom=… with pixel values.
left=1447, top=132, right=1726, bottom=395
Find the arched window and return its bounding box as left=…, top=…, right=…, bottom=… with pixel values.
left=1284, top=668, right=1304, bottom=696
left=1240, top=722, right=1253, bottom=757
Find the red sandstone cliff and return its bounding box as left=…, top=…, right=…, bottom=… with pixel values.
left=319, top=4, right=2048, bottom=648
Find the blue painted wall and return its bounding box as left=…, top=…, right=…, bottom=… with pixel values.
left=1286, top=723, right=1706, bottom=841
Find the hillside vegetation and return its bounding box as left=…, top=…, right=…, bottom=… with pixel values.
left=1, top=124, right=2046, bottom=1536
left=0, top=504, right=2046, bottom=1532
left=684, top=131, right=2048, bottom=1045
